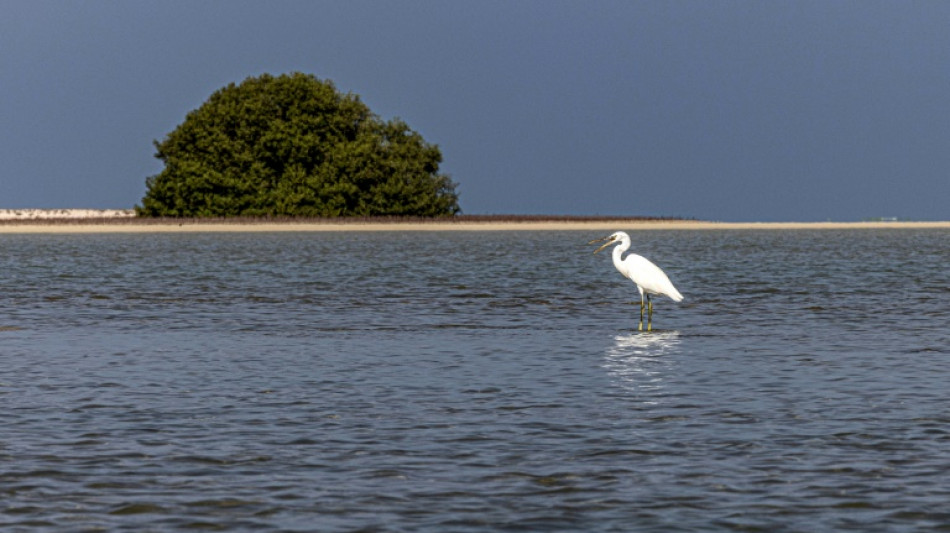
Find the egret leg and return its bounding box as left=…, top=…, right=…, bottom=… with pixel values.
left=638, top=295, right=644, bottom=331
left=647, top=295, right=653, bottom=332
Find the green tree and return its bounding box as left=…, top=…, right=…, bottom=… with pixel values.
left=137, top=73, right=459, bottom=217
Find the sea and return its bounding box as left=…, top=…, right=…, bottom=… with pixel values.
left=1, top=229, right=948, bottom=531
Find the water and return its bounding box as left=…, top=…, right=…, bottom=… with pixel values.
left=1, top=229, right=948, bottom=531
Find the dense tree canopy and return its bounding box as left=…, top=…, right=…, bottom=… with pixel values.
left=137, top=73, right=459, bottom=217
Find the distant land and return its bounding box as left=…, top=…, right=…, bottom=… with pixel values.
left=0, top=209, right=134, bottom=220
left=0, top=210, right=947, bottom=233
left=0, top=210, right=681, bottom=225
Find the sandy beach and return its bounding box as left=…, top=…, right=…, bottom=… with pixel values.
left=0, top=212, right=947, bottom=233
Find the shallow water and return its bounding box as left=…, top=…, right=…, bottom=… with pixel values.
left=1, top=229, right=948, bottom=531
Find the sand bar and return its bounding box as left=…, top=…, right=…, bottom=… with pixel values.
left=0, top=218, right=948, bottom=233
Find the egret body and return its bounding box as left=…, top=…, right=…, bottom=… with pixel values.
left=589, top=231, right=683, bottom=331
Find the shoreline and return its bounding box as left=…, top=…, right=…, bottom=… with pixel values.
left=0, top=219, right=948, bottom=233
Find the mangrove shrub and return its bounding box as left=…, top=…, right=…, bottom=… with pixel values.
left=137, top=73, right=459, bottom=217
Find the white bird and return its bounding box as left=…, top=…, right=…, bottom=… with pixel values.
left=589, top=231, right=683, bottom=331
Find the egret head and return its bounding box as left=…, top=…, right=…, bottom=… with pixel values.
left=588, top=231, right=629, bottom=254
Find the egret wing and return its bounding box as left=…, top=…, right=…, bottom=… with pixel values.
left=621, top=254, right=683, bottom=301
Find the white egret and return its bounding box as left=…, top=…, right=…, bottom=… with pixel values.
left=589, top=231, right=683, bottom=331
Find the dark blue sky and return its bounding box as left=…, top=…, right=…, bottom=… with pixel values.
left=2, top=1, right=948, bottom=221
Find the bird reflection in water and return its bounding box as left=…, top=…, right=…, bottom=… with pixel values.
left=603, top=331, right=681, bottom=400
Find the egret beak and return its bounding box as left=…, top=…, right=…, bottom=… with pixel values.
left=588, top=235, right=615, bottom=254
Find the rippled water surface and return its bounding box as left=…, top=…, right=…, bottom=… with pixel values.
left=1, top=229, right=948, bottom=531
